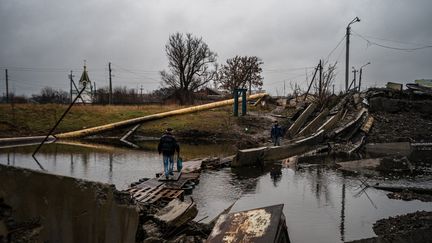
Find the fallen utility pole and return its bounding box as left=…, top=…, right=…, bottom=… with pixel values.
left=32, top=86, right=87, bottom=170
left=55, top=93, right=268, bottom=139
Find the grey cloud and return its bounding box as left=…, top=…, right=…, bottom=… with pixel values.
left=0, top=0, right=431, bottom=96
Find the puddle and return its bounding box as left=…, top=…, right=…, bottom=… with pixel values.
left=194, top=166, right=431, bottom=242
left=0, top=142, right=234, bottom=190
left=0, top=142, right=431, bottom=242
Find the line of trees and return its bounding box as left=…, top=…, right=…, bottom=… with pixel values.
left=0, top=86, right=166, bottom=104
left=1, top=32, right=265, bottom=105
left=160, top=32, right=264, bottom=104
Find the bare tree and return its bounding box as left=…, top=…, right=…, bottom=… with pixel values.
left=32, top=87, right=69, bottom=104
left=217, top=55, right=263, bottom=94
left=312, top=61, right=337, bottom=106
left=160, top=32, right=217, bottom=104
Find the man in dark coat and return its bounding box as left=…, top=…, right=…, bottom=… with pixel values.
left=271, top=121, right=283, bottom=146
left=158, top=128, right=180, bottom=178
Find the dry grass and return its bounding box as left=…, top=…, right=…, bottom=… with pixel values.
left=0, top=103, right=239, bottom=138
left=0, top=104, right=180, bottom=137
left=139, top=106, right=234, bottom=136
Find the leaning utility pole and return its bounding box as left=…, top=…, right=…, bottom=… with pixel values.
left=358, top=69, right=363, bottom=92
left=358, top=62, right=370, bottom=92
left=108, top=62, right=112, bottom=105
left=352, top=68, right=358, bottom=90
left=318, top=60, right=323, bottom=97
left=5, top=69, right=8, bottom=103
left=69, top=70, right=74, bottom=103
left=345, top=17, right=360, bottom=92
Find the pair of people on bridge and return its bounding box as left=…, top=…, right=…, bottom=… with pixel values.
left=157, top=128, right=180, bottom=179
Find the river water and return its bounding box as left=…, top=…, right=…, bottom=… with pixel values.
left=1, top=141, right=431, bottom=243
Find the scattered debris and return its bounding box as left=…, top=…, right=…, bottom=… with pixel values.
left=207, top=204, right=290, bottom=243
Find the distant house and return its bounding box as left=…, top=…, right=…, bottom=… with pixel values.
left=72, top=65, right=94, bottom=104
left=195, top=87, right=227, bottom=100
left=161, top=87, right=227, bottom=104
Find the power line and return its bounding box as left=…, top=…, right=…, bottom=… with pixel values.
left=262, top=66, right=315, bottom=73
left=352, top=31, right=432, bottom=47
left=0, top=66, right=106, bottom=73
left=352, top=31, right=432, bottom=51
left=111, top=63, right=161, bottom=82
left=325, top=34, right=347, bottom=61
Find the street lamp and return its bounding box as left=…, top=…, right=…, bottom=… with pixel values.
left=358, top=62, right=370, bottom=92
left=345, top=17, right=361, bottom=93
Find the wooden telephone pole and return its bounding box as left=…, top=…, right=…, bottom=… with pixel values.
left=5, top=69, right=8, bottom=103
left=109, top=62, right=112, bottom=105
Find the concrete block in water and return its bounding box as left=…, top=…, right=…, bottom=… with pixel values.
left=232, top=146, right=267, bottom=167
left=234, top=131, right=324, bottom=167
left=155, top=199, right=198, bottom=228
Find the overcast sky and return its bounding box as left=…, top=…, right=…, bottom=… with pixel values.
left=1, top=0, right=431, bottom=96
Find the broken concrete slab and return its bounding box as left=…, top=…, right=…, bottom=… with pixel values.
left=288, top=102, right=317, bottom=136
left=233, top=130, right=324, bottom=167
left=207, top=204, right=290, bottom=243
left=297, top=108, right=329, bottom=137
left=336, top=156, right=413, bottom=174
left=154, top=199, right=198, bottom=228
left=232, top=147, right=267, bottom=167
left=365, top=142, right=412, bottom=157
left=337, top=158, right=381, bottom=173
left=386, top=82, right=403, bottom=91
left=317, top=109, right=343, bottom=133
left=360, top=115, right=374, bottom=133
left=333, top=108, right=367, bottom=137
left=0, top=164, right=139, bottom=243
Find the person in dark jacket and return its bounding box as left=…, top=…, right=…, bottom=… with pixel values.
left=158, top=128, right=180, bottom=178
left=271, top=121, right=283, bottom=146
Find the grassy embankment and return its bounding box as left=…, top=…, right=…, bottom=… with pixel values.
left=0, top=104, right=236, bottom=138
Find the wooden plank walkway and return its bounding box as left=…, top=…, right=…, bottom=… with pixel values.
left=125, top=159, right=204, bottom=205
left=182, top=160, right=203, bottom=173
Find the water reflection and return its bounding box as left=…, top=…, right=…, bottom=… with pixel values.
left=1, top=142, right=431, bottom=242
left=0, top=141, right=235, bottom=190
left=195, top=166, right=431, bottom=243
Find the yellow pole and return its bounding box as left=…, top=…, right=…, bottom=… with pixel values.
left=56, top=93, right=268, bottom=138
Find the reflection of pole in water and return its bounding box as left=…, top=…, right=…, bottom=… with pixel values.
left=53, top=146, right=58, bottom=169
left=70, top=154, right=74, bottom=175
left=81, top=153, right=89, bottom=176
left=108, top=153, right=113, bottom=183
left=340, top=182, right=346, bottom=242
left=12, top=149, right=15, bottom=165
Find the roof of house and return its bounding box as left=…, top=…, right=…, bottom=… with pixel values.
left=79, top=65, right=91, bottom=83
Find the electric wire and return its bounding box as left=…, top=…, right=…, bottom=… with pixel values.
left=352, top=30, right=432, bottom=51
left=325, top=34, right=347, bottom=61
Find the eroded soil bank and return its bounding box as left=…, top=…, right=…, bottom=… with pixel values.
left=349, top=211, right=432, bottom=243
left=0, top=164, right=139, bottom=243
